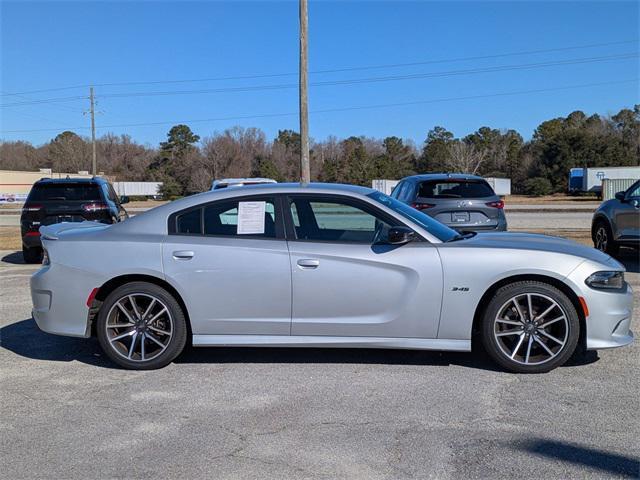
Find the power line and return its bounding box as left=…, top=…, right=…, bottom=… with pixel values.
left=1, top=52, right=637, bottom=108
left=0, top=39, right=636, bottom=97
left=2, top=78, right=636, bottom=134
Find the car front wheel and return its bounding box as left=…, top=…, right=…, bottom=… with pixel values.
left=593, top=221, right=619, bottom=256
left=96, top=282, right=187, bottom=370
left=481, top=281, right=580, bottom=373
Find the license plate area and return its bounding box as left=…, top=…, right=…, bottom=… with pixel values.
left=451, top=212, right=470, bottom=223
left=58, top=215, right=73, bottom=222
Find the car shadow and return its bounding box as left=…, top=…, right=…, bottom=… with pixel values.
left=1, top=251, right=25, bottom=265
left=514, top=438, right=639, bottom=477
left=0, top=318, right=117, bottom=368
left=1, top=318, right=599, bottom=371
left=616, top=247, right=639, bottom=274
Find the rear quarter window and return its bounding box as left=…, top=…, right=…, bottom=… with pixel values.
left=418, top=181, right=495, bottom=199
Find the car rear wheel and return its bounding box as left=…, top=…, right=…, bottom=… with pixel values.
left=481, top=281, right=579, bottom=373
left=22, top=246, right=42, bottom=264
left=96, top=282, right=187, bottom=370
left=593, top=221, right=619, bottom=256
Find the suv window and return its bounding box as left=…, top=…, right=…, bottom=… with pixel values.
left=626, top=181, right=640, bottom=199
left=289, top=196, right=398, bottom=243
left=172, top=197, right=277, bottom=238
left=28, top=183, right=102, bottom=201
left=417, top=180, right=494, bottom=199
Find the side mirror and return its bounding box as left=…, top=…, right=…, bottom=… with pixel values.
left=120, top=195, right=130, bottom=204
left=614, top=191, right=625, bottom=201
left=387, top=226, right=415, bottom=245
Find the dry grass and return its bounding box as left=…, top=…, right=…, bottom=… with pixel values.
left=0, top=227, right=22, bottom=250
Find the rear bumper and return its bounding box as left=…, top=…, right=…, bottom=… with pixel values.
left=440, top=212, right=507, bottom=232
left=450, top=219, right=508, bottom=232
left=31, top=263, right=97, bottom=338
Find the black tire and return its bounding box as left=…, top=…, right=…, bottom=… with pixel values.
left=96, top=282, right=187, bottom=370
left=593, top=220, right=619, bottom=256
left=22, top=245, right=42, bottom=264
left=481, top=281, right=580, bottom=373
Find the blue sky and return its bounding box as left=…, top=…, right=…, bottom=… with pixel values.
left=1, top=0, right=638, bottom=147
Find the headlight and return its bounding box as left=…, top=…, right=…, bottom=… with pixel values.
left=42, top=249, right=50, bottom=266
left=585, top=271, right=625, bottom=290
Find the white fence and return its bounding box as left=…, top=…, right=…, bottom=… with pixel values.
left=112, top=182, right=162, bottom=197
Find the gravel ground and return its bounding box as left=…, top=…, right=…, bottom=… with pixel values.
left=0, top=247, right=639, bottom=479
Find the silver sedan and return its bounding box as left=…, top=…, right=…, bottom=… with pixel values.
left=30, top=183, right=634, bottom=372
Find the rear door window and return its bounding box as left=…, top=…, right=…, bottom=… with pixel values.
left=203, top=198, right=277, bottom=238
left=28, top=183, right=102, bottom=201
left=170, top=196, right=279, bottom=238
left=418, top=181, right=494, bottom=199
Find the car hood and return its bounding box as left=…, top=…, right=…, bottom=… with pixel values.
left=456, top=232, right=623, bottom=269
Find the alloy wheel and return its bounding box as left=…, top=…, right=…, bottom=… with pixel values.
left=594, top=226, right=608, bottom=252
left=493, top=293, right=569, bottom=366
left=105, top=293, right=174, bottom=362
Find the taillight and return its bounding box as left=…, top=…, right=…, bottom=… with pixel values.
left=82, top=202, right=108, bottom=212
left=22, top=203, right=43, bottom=212
left=25, top=231, right=40, bottom=237
left=411, top=202, right=436, bottom=210
left=485, top=200, right=504, bottom=209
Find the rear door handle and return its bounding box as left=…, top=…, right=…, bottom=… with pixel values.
left=173, top=250, right=194, bottom=260
left=297, top=259, right=319, bottom=269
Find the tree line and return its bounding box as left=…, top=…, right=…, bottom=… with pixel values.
left=1, top=105, right=638, bottom=197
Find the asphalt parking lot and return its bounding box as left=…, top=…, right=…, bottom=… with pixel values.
left=1, top=247, right=639, bottom=479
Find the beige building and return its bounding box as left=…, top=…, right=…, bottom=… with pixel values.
left=0, top=169, right=104, bottom=197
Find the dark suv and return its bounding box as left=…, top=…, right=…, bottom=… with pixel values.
left=391, top=174, right=507, bottom=232
left=21, top=177, right=129, bottom=263
left=591, top=179, right=640, bottom=256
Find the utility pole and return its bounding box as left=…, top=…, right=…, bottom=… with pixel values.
left=299, top=0, right=310, bottom=185
left=89, top=86, right=97, bottom=176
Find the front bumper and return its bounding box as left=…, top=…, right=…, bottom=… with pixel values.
left=566, top=261, right=635, bottom=350
left=584, top=282, right=634, bottom=350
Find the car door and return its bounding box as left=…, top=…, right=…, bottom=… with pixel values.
left=285, top=194, right=443, bottom=338
left=615, top=182, right=640, bottom=241
left=163, top=195, right=291, bottom=335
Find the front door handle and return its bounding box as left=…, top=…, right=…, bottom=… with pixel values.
left=173, top=250, right=194, bottom=260
left=297, top=258, right=319, bottom=269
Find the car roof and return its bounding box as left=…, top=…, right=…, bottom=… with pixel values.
left=401, top=173, right=487, bottom=183
left=114, top=182, right=379, bottom=234
left=35, top=176, right=108, bottom=185
left=208, top=182, right=374, bottom=195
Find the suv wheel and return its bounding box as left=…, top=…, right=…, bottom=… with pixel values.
left=481, top=281, right=579, bottom=373
left=593, top=220, right=618, bottom=256
left=22, top=246, right=43, bottom=264
left=96, top=282, right=187, bottom=370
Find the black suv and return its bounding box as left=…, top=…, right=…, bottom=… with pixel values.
left=21, top=177, right=129, bottom=263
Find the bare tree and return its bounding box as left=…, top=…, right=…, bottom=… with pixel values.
left=446, top=141, right=486, bottom=174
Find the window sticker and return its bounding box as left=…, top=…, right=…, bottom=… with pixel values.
left=237, top=201, right=266, bottom=234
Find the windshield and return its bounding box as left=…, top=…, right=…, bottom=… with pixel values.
left=367, top=191, right=459, bottom=242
